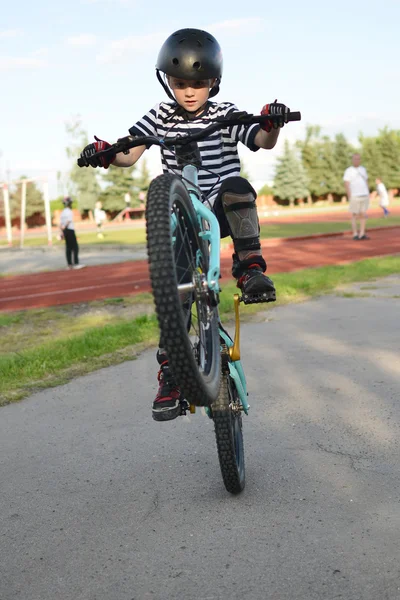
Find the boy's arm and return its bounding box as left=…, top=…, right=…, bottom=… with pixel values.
left=254, top=128, right=280, bottom=150
left=80, top=138, right=146, bottom=169
left=254, top=101, right=289, bottom=149
left=113, top=144, right=146, bottom=167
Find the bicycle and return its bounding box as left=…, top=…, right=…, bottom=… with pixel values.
left=77, top=109, right=301, bottom=494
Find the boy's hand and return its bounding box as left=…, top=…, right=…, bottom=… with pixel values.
left=79, top=136, right=116, bottom=168
left=260, top=101, right=290, bottom=133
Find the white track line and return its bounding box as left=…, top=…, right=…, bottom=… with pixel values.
left=0, top=280, right=147, bottom=303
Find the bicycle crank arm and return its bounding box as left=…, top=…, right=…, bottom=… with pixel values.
left=229, top=293, right=241, bottom=361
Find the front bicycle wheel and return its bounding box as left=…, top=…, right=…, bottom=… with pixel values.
left=146, top=173, right=220, bottom=406
left=212, top=364, right=245, bottom=494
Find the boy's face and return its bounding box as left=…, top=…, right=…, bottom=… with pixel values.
left=168, top=77, right=214, bottom=113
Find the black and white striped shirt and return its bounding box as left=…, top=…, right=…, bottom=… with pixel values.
left=129, top=101, right=260, bottom=204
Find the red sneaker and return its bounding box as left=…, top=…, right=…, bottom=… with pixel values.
left=237, top=265, right=276, bottom=303
left=152, top=362, right=182, bottom=422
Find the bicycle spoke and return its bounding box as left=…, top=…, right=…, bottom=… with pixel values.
left=174, top=209, right=197, bottom=281
left=170, top=202, right=214, bottom=369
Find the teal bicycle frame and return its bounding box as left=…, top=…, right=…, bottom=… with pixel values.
left=180, top=164, right=249, bottom=415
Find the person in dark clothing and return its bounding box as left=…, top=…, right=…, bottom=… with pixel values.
left=59, top=197, right=85, bottom=270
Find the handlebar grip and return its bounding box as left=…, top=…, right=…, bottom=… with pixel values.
left=288, top=111, right=301, bottom=122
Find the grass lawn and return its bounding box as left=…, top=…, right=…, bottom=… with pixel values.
left=259, top=215, right=400, bottom=239
left=1, top=255, right=399, bottom=406
left=2, top=214, right=400, bottom=248
left=0, top=227, right=147, bottom=248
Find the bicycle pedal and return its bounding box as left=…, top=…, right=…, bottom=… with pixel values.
left=241, top=291, right=276, bottom=305
left=179, top=399, right=190, bottom=416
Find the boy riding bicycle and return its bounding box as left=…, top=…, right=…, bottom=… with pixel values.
left=79, top=28, right=291, bottom=422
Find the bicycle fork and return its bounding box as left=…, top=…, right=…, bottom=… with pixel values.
left=219, top=294, right=249, bottom=415
left=182, top=294, right=249, bottom=417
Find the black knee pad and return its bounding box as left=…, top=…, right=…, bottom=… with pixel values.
left=219, top=178, right=260, bottom=254
left=219, top=177, right=257, bottom=198
left=214, top=177, right=257, bottom=239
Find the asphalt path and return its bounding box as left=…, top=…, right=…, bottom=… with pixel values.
left=0, top=244, right=148, bottom=275
left=1, top=278, right=400, bottom=600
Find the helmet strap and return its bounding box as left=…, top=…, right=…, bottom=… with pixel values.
left=209, top=79, right=220, bottom=98
left=156, top=70, right=175, bottom=101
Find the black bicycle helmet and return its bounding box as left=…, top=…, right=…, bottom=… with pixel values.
left=156, top=28, right=223, bottom=100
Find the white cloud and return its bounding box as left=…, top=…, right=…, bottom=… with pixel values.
left=96, top=21, right=265, bottom=65
left=0, top=56, right=47, bottom=71
left=318, top=114, right=400, bottom=144
left=206, top=18, right=264, bottom=34
left=85, top=0, right=135, bottom=3
left=96, top=32, right=165, bottom=64
left=32, top=48, right=49, bottom=57
left=0, top=29, right=22, bottom=39
left=67, top=34, right=97, bottom=47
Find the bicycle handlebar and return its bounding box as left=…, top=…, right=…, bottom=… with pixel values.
left=77, top=111, right=301, bottom=167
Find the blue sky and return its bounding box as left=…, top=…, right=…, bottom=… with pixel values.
left=1, top=0, right=400, bottom=196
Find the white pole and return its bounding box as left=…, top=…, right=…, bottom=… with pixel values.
left=20, top=179, right=27, bottom=249
left=42, top=180, right=52, bottom=246
left=2, top=183, right=12, bottom=246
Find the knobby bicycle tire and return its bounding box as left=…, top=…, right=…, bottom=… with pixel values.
left=146, top=173, right=220, bottom=406
left=212, top=370, right=246, bottom=494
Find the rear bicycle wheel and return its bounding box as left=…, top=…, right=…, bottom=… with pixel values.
left=212, top=364, right=245, bottom=494
left=146, top=173, right=220, bottom=406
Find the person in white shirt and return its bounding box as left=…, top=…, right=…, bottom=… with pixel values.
left=376, top=178, right=390, bottom=217
left=343, top=153, right=370, bottom=240
left=59, top=197, right=85, bottom=270
left=94, top=200, right=106, bottom=239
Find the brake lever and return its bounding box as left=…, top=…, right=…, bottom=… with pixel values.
left=114, top=135, right=135, bottom=154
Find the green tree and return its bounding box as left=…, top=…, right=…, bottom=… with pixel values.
left=360, top=128, right=400, bottom=189
left=332, top=133, right=355, bottom=195
left=258, top=183, right=274, bottom=196
left=10, top=176, right=44, bottom=218
left=65, top=116, right=100, bottom=213
left=296, top=125, right=324, bottom=196
left=51, top=195, right=67, bottom=213
left=297, top=127, right=355, bottom=197
left=134, top=158, right=152, bottom=203
left=314, top=136, right=336, bottom=196
left=359, top=135, right=381, bottom=186
left=100, top=164, right=139, bottom=211
left=273, top=140, right=310, bottom=204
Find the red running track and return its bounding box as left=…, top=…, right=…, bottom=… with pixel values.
left=1, top=227, right=399, bottom=312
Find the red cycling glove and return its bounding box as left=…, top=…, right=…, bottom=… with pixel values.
left=261, top=100, right=290, bottom=132
left=80, top=136, right=116, bottom=169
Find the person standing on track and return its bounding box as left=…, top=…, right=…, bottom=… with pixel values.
left=59, top=197, right=85, bottom=270
left=343, top=153, right=370, bottom=240
left=376, top=178, right=390, bottom=217
left=94, top=200, right=106, bottom=239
